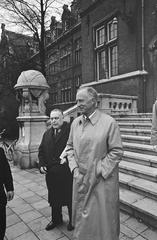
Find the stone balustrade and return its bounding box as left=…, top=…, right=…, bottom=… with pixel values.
left=64, top=93, right=138, bottom=122
left=98, top=93, right=138, bottom=115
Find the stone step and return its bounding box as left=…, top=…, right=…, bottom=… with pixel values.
left=119, top=161, right=157, bottom=182
left=119, top=122, right=152, bottom=129
left=123, top=151, right=157, bottom=167
left=119, top=172, right=157, bottom=200
left=122, top=134, right=150, bottom=144
left=116, top=117, right=152, bottom=123
left=120, top=187, right=157, bottom=228
left=123, top=142, right=156, bottom=155
left=120, top=128, right=151, bottom=136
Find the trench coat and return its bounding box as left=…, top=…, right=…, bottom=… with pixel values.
left=38, top=121, right=72, bottom=206
left=65, top=109, right=123, bottom=240
left=151, top=100, right=157, bottom=145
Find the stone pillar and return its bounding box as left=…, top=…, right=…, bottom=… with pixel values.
left=14, top=70, right=50, bottom=169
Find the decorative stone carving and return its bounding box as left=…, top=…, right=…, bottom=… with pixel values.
left=14, top=70, right=50, bottom=169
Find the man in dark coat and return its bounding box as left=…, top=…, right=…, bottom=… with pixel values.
left=0, top=147, right=14, bottom=239
left=38, top=109, right=73, bottom=231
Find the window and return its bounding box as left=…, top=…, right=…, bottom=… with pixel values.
left=50, top=82, right=58, bottom=104
left=61, top=79, right=72, bottom=103
left=107, top=19, right=118, bottom=42
left=60, top=44, right=72, bottom=70
left=109, top=45, right=118, bottom=77
left=96, top=26, right=105, bottom=47
left=48, top=52, right=59, bottom=74
left=74, top=38, right=82, bottom=64
left=95, top=17, right=118, bottom=79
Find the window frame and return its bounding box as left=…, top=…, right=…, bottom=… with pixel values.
left=95, top=17, right=118, bottom=80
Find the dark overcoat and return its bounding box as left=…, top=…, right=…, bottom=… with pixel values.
left=38, top=121, right=72, bottom=206
left=0, top=147, right=14, bottom=206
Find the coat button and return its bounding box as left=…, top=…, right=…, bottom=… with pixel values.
left=83, top=209, right=87, bottom=215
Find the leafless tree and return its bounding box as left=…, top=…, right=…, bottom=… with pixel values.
left=0, top=0, right=71, bottom=75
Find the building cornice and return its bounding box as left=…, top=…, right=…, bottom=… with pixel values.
left=46, top=22, right=81, bottom=50
left=81, top=70, right=148, bottom=87
left=30, top=22, right=81, bottom=60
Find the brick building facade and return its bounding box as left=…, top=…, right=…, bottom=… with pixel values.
left=79, top=0, right=157, bottom=112
left=33, top=0, right=157, bottom=113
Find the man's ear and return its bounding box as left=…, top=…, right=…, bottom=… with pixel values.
left=92, top=98, right=97, bottom=106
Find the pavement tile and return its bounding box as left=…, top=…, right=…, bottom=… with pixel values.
left=19, top=210, right=42, bottom=223
left=36, top=189, right=48, bottom=197
left=58, top=223, right=74, bottom=239
left=36, top=228, right=64, bottom=240
left=11, top=203, right=34, bottom=214
left=6, top=207, right=15, bottom=216
left=14, top=186, right=28, bottom=194
left=120, top=224, right=138, bottom=238
left=14, top=231, right=39, bottom=240
left=7, top=198, right=26, bottom=207
left=24, top=182, right=39, bottom=189
left=38, top=206, right=51, bottom=218
left=24, top=195, right=43, bottom=204
left=120, top=237, right=135, bottom=240
left=31, top=199, right=48, bottom=210
left=27, top=216, right=49, bottom=232
left=5, top=164, right=157, bottom=240
left=120, top=232, right=124, bottom=238
left=42, top=194, right=48, bottom=201
left=134, top=236, right=147, bottom=240
left=6, top=222, right=29, bottom=240
left=6, top=213, right=21, bottom=227
left=18, top=190, right=35, bottom=199
left=141, top=228, right=157, bottom=240
left=29, top=185, right=46, bottom=192
left=59, top=237, right=71, bottom=240
left=17, top=179, right=33, bottom=185
left=124, top=217, right=148, bottom=234
left=120, top=212, right=131, bottom=223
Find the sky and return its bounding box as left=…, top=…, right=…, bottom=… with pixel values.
left=0, top=0, right=71, bottom=35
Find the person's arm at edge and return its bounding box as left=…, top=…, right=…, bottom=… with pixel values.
left=151, top=100, right=157, bottom=150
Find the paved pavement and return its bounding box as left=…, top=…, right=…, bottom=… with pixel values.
left=4, top=163, right=157, bottom=240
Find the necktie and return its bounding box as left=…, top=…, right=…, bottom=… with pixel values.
left=54, top=129, right=58, bottom=136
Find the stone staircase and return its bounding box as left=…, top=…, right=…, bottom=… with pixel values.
left=113, top=113, right=157, bottom=228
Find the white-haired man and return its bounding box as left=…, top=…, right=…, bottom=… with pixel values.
left=62, top=87, right=123, bottom=240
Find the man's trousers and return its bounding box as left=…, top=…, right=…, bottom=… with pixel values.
left=0, top=205, right=6, bottom=240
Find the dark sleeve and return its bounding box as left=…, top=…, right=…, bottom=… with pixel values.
left=0, top=148, right=14, bottom=192
left=38, top=133, right=47, bottom=168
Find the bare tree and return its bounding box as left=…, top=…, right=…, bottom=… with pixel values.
left=0, top=0, right=71, bottom=75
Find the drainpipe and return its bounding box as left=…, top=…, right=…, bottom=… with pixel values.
left=141, top=0, right=146, bottom=112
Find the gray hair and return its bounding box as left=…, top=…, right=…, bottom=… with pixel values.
left=77, top=86, right=98, bottom=100
left=50, top=108, right=63, bottom=115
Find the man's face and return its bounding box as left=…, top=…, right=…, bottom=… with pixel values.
left=76, top=89, right=95, bottom=115
left=50, top=111, right=64, bottom=129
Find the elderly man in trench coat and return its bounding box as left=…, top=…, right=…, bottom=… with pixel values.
left=61, top=87, right=123, bottom=240
left=151, top=98, right=157, bottom=151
